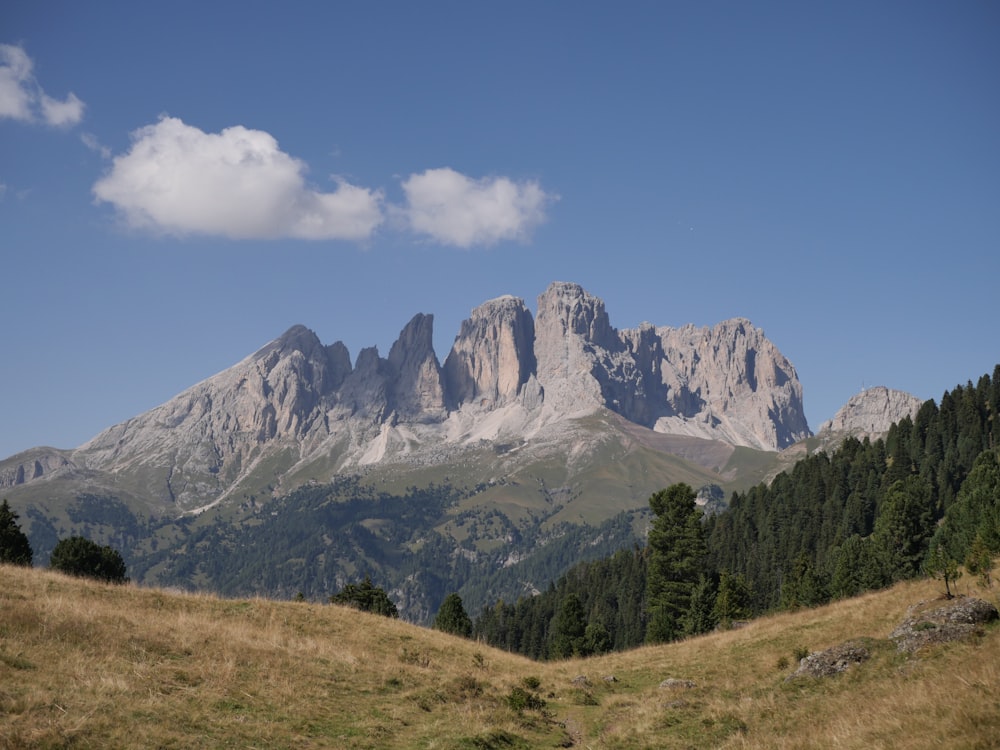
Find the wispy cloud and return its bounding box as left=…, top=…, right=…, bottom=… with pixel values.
left=81, top=132, right=112, bottom=159
left=92, top=117, right=384, bottom=241
left=399, top=167, right=555, bottom=248
left=0, top=43, right=84, bottom=127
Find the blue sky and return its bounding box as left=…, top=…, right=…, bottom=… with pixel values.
left=1, top=1, right=998, bottom=459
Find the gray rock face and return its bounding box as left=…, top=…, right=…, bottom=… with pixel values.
left=531, top=282, right=809, bottom=449
left=443, top=295, right=536, bottom=409
left=387, top=314, right=446, bottom=422
left=818, top=386, right=923, bottom=437
left=533, top=281, right=615, bottom=408
left=15, top=281, right=814, bottom=510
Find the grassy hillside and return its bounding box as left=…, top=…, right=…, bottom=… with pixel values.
left=2, top=565, right=997, bottom=748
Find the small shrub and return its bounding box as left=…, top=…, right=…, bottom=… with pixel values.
left=793, top=645, right=810, bottom=661
left=776, top=655, right=790, bottom=671
left=520, top=675, right=541, bottom=691
left=399, top=647, right=431, bottom=667
left=449, top=675, right=483, bottom=701
left=457, top=729, right=529, bottom=749
left=570, top=689, right=599, bottom=706
left=506, top=686, right=546, bottom=713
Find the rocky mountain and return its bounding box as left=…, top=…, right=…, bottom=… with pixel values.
left=817, top=386, right=925, bottom=438
left=2, top=282, right=811, bottom=515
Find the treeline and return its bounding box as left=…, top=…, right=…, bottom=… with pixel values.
left=471, top=366, right=1000, bottom=659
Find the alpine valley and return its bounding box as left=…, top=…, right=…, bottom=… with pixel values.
left=0, top=282, right=921, bottom=620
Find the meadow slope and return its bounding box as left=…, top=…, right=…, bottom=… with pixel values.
left=0, top=564, right=997, bottom=749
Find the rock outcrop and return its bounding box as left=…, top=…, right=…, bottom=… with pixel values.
left=890, top=597, right=999, bottom=653
left=786, top=639, right=873, bottom=680
left=818, top=386, right=923, bottom=437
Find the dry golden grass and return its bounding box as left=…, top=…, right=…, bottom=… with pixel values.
left=1, top=564, right=997, bottom=749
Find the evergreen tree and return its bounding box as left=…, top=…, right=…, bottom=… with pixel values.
left=829, top=534, right=887, bottom=599
left=873, top=477, right=934, bottom=581
left=780, top=552, right=828, bottom=610
left=683, top=573, right=718, bottom=636
left=0, top=499, right=32, bottom=566
left=583, top=621, right=613, bottom=655
left=49, top=536, right=128, bottom=584
left=925, top=544, right=961, bottom=599
left=329, top=576, right=399, bottom=618
left=550, top=593, right=587, bottom=658
left=965, top=532, right=994, bottom=588
left=645, top=484, right=707, bottom=643
left=433, top=593, right=472, bottom=637
left=712, top=570, right=753, bottom=629
left=934, top=450, right=1000, bottom=560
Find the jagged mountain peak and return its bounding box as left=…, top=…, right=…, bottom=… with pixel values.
left=7, top=281, right=814, bottom=512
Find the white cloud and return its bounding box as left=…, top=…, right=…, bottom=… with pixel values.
left=80, top=132, right=111, bottom=159
left=0, top=43, right=84, bottom=127
left=399, top=167, right=554, bottom=247
left=40, top=91, right=84, bottom=127
left=92, top=117, right=384, bottom=241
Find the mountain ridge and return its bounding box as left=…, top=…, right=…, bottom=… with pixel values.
left=1, top=281, right=813, bottom=515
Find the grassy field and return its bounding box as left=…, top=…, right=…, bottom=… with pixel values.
left=1, top=564, right=997, bottom=749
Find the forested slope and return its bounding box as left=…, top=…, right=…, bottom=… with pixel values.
left=474, top=366, right=1000, bottom=659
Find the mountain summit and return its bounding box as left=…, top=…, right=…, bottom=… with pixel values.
left=3, top=282, right=809, bottom=512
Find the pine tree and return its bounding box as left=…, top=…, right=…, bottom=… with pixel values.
left=712, top=570, right=753, bottom=629
left=965, top=533, right=993, bottom=588
left=550, top=593, right=587, bottom=658
left=49, top=536, right=128, bottom=584
left=645, top=484, right=707, bottom=643
left=925, top=544, right=961, bottom=599
left=781, top=552, right=828, bottom=610
left=873, top=478, right=933, bottom=581
left=682, top=573, right=718, bottom=635
left=329, top=576, right=399, bottom=617
left=830, top=534, right=888, bottom=599
left=433, top=593, right=472, bottom=637
left=0, top=499, right=32, bottom=566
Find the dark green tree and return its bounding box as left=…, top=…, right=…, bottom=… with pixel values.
left=780, top=553, right=828, bottom=610
left=49, top=536, right=128, bottom=584
left=683, top=573, right=718, bottom=636
left=934, top=450, right=1000, bottom=561
left=712, top=570, right=753, bottom=629
left=873, top=477, right=934, bottom=581
left=550, top=593, right=587, bottom=658
left=584, top=621, right=613, bottom=655
left=329, top=576, right=399, bottom=618
left=646, top=484, right=707, bottom=643
left=433, top=593, right=472, bottom=637
left=965, top=532, right=994, bottom=588
left=829, top=534, right=887, bottom=599
left=0, top=499, right=32, bottom=566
